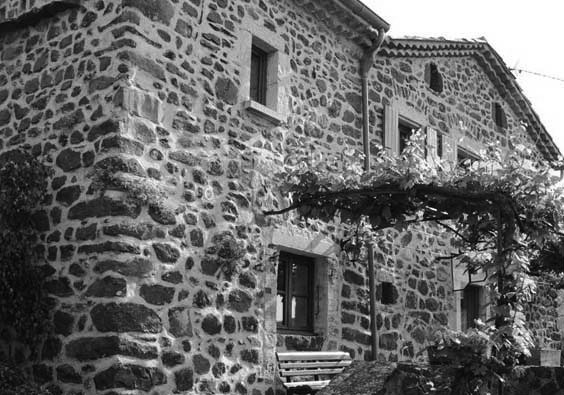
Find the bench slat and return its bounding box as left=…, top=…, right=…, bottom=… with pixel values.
left=279, top=360, right=352, bottom=369
left=276, top=351, right=351, bottom=391
left=280, top=368, right=346, bottom=377
left=277, top=351, right=351, bottom=361
left=284, top=380, right=331, bottom=389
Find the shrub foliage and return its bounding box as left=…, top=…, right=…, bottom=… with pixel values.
left=0, top=362, right=52, bottom=394
left=0, top=150, right=51, bottom=346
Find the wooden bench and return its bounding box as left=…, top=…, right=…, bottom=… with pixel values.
left=276, top=351, right=352, bottom=394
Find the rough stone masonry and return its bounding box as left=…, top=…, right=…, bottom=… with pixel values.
left=0, top=0, right=561, bottom=394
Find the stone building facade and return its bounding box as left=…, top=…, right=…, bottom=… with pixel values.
left=0, top=0, right=561, bottom=394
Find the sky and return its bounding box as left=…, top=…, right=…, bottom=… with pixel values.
left=364, top=0, right=564, bottom=156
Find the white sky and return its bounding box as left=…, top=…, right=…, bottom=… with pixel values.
left=364, top=0, right=564, bottom=155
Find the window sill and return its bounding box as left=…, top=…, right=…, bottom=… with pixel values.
left=244, top=100, right=284, bottom=125
left=277, top=328, right=317, bottom=336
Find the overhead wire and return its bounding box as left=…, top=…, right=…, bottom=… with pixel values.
left=510, top=68, right=564, bottom=84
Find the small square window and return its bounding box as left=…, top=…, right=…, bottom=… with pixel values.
left=378, top=282, right=398, bottom=305
left=276, top=252, right=314, bottom=333
left=457, top=148, right=479, bottom=168
left=250, top=45, right=268, bottom=105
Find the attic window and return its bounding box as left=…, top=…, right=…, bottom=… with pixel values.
left=425, top=63, right=443, bottom=93
left=493, top=102, right=507, bottom=129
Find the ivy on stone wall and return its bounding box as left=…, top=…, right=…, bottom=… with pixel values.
left=0, top=150, right=51, bottom=347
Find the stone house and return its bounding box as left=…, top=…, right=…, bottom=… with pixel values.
left=0, top=0, right=561, bottom=394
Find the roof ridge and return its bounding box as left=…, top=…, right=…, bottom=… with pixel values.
left=389, top=36, right=489, bottom=44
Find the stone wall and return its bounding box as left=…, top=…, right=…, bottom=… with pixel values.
left=0, top=0, right=83, bottom=24
left=336, top=225, right=454, bottom=362
left=0, top=0, right=559, bottom=394
left=0, top=0, right=183, bottom=393
left=525, top=281, right=563, bottom=352
left=367, top=55, right=537, bottom=154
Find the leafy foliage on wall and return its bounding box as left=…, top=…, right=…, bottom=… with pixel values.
left=266, top=131, right=564, bottom=373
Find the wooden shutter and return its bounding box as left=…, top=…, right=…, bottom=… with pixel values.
left=384, top=105, right=399, bottom=155
left=426, top=127, right=438, bottom=163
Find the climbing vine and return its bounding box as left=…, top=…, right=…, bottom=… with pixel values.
left=266, top=131, right=564, bottom=374
left=0, top=150, right=51, bottom=347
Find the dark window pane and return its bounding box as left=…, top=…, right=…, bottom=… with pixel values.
left=465, top=286, right=480, bottom=327
left=291, top=262, right=310, bottom=296
left=250, top=46, right=267, bottom=105
left=429, top=63, right=443, bottom=93
left=461, top=286, right=481, bottom=331
left=250, top=52, right=260, bottom=102
left=290, top=296, right=309, bottom=329
left=437, top=133, right=443, bottom=158
left=494, top=102, right=507, bottom=128
left=277, top=262, right=286, bottom=291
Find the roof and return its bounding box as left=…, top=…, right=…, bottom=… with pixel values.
left=298, top=0, right=390, bottom=48
left=379, top=37, right=561, bottom=163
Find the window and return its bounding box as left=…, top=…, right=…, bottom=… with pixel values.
left=493, top=102, right=507, bottom=129
left=383, top=106, right=422, bottom=155
left=425, top=62, right=443, bottom=93
left=425, top=127, right=446, bottom=162
left=461, top=286, right=483, bottom=331
left=276, top=251, right=314, bottom=332
left=457, top=147, right=479, bottom=168
left=250, top=44, right=268, bottom=105
left=243, top=35, right=284, bottom=124
left=379, top=282, right=398, bottom=305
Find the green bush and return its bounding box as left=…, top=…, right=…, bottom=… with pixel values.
left=0, top=363, right=52, bottom=395
left=0, top=150, right=51, bottom=346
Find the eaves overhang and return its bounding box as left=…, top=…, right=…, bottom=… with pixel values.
left=295, top=0, right=390, bottom=48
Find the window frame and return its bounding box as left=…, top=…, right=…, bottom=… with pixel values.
left=276, top=251, right=315, bottom=334
left=242, top=34, right=284, bottom=124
